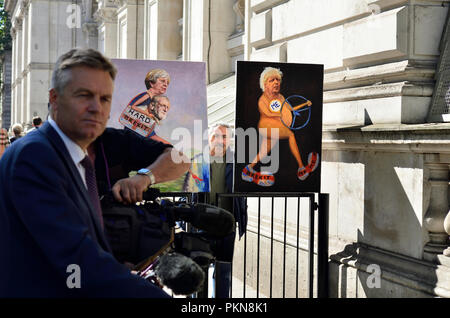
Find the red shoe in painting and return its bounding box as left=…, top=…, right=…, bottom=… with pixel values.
left=254, top=171, right=275, bottom=187
left=307, top=152, right=319, bottom=173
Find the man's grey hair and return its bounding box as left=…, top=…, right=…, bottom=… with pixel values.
left=50, top=48, right=117, bottom=94
left=259, top=67, right=283, bottom=92
left=12, top=123, right=23, bottom=136
left=151, top=94, right=169, bottom=104
left=208, top=122, right=234, bottom=137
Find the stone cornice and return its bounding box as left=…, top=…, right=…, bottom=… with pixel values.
left=324, top=82, right=435, bottom=103
left=324, top=60, right=436, bottom=91
left=322, top=123, right=450, bottom=156
left=12, top=63, right=54, bottom=84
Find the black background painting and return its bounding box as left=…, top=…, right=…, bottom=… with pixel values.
left=233, top=61, right=323, bottom=193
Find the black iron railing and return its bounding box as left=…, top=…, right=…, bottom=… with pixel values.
left=159, top=191, right=329, bottom=298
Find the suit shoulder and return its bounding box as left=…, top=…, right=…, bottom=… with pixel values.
left=7, top=134, right=58, bottom=165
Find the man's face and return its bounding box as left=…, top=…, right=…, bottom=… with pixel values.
left=264, top=74, right=281, bottom=95
left=50, top=66, right=114, bottom=149
left=150, top=77, right=169, bottom=95
left=149, top=97, right=170, bottom=121
left=209, top=126, right=231, bottom=157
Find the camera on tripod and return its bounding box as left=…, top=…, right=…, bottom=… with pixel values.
left=100, top=188, right=236, bottom=295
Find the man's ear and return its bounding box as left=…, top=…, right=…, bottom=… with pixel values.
left=49, top=88, right=58, bottom=106
left=48, top=88, right=60, bottom=116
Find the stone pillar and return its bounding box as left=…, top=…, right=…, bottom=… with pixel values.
left=423, top=155, right=450, bottom=262
left=94, top=0, right=119, bottom=57
left=10, top=28, right=16, bottom=126
left=82, top=22, right=99, bottom=49
left=116, top=0, right=146, bottom=59
left=14, top=18, right=22, bottom=125
left=21, top=2, right=30, bottom=125
left=81, top=0, right=98, bottom=49
left=181, top=0, right=234, bottom=82
left=145, top=0, right=182, bottom=61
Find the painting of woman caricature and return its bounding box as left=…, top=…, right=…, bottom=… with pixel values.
left=234, top=62, right=323, bottom=193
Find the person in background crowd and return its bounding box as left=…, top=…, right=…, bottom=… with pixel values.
left=9, top=123, right=24, bottom=143
left=208, top=123, right=247, bottom=298
left=26, top=116, right=44, bottom=134
left=0, top=128, right=9, bottom=158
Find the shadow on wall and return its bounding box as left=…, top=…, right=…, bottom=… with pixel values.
left=327, top=149, right=436, bottom=297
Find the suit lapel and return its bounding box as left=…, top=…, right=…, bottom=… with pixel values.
left=39, top=122, right=111, bottom=251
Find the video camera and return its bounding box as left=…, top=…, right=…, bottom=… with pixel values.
left=100, top=188, right=236, bottom=295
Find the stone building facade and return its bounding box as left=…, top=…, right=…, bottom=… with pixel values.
left=4, top=0, right=450, bottom=297
left=1, top=50, right=12, bottom=130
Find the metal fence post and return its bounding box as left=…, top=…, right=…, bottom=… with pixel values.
left=317, top=193, right=329, bottom=298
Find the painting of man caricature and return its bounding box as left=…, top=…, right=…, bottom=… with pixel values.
left=234, top=61, right=323, bottom=193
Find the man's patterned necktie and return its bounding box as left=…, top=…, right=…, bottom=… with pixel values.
left=81, top=155, right=104, bottom=229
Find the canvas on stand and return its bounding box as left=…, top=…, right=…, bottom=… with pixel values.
left=234, top=61, right=323, bottom=193
left=108, top=59, right=210, bottom=193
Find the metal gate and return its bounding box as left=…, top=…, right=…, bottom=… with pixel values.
left=160, top=192, right=328, bottom=298
left=209, top=193, right=328, bottom=298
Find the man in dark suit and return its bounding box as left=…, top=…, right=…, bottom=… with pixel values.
left=0, top=48, right=190, bottom=297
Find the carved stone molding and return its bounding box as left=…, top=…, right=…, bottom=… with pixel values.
left=20, top=0, right=30, bottom=16
left=13, top=17, right=22, bottom=31
left=233, top=0, right=245, bottom=33
left=95, top=0, right=120, bottom=23
left=82, top=22, right=99, bottom=37
left=94, top=9, right=117, bottom=24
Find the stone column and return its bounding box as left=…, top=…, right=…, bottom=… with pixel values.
left=21, top=2, right=29, bottom=125
left=82, top=0, right=98, bottom=49
left=10, top=28, right=16, bottom=126
left=14, top=18, right=22, bottom=125
left=423, top=155, right=450, bottom=262
left=82, top=22, right=99, bottom=49
left=94, top=0, right=119, bottom=57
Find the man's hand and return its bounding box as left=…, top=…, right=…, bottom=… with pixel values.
left=111, top=148, right=190, bottom=204
left=112, top=174, right=150, bottom=204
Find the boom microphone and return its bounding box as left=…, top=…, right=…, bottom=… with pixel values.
left=161, top=202, right=236, bottom=237
left=154, top=253, right=205, bottom=296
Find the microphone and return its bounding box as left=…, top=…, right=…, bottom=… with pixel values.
left=174, top=232, right=215, bottom=267
left=161, top=202, right=236, bottom=237
left=154, top=253, right=205, bottom=296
